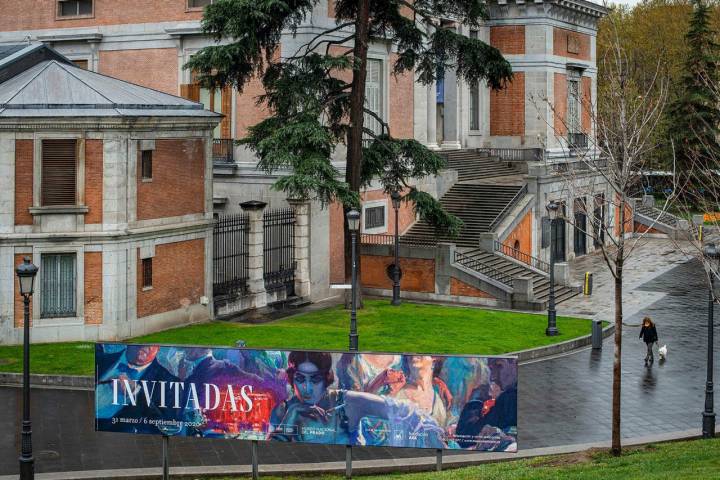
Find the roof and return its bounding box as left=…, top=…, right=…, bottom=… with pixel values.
left=0, top=60, right=220, bottom=120
left=0, top=42, right=72, bottom=84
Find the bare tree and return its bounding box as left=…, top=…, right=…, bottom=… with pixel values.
left=530, top=6, right=672, bottom=455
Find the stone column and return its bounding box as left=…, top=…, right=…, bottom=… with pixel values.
left=441, top=42, right=462, bottom=150
left=241, top=200, right=268, bottom=310
left=287, top=199, right=311, bottom=298
left=426, top=81, right=439, bottom=149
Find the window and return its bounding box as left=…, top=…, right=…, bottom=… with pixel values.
left=41, top=139, right=77, bottom=206
left=188, top=0, right=214, bottom=9
left=41, top=253, right=76, bottom=318
left=364, top=58, right=384, bottom=140
left=142, top=258, right=153, bottom=289
left=364, top=205, right=385, bottom=230
left=57, top=0, right=93, bottom=17
left=469, top=30, right=480, bottom=131
left=567, top=70, right=581, bottom=134
left=141, top=150, right=153, bottom=180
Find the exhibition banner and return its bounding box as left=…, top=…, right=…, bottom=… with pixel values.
left=95, top=343, right=518, bottom=452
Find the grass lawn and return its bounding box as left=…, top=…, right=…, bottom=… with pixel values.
left=0, top=300, right=595, bottom=376
left=257, top=438, right=720, bottom=480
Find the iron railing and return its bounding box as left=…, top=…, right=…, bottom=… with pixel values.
left=263, top=208, right=296, bottom=295
left=213, top=213, right=249, bottom=297
left=488, top=184, right=529, bottom=233
left=494, top=240, right=550, bottom=274
left=453, top=250, right=514, bottom=287
left=477, top=148, right=543, bottom=162
left=360, top=233, right=437, bottom=248
left=213, top=138, right=234, bottom=163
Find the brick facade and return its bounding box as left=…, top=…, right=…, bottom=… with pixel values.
left=14, top=139, right=33, bottom=226
left=136, top=138, right=205, bottom=221
left=84, top=139, right=103, bottom=224
left=84, top=251, right=103, bottom=325
left=490, top=72, right=525, bottom=136
left=0, top=0, right=203, bottom=32
left=490, top=26, right=526, bottom=55
left=503, top=210, right=533, bottom=259
left=136, top=239, right=205, bottom=318
left=553, top=27, right=591, bottom=61
left=99, top=49, right=178, bottom=95
left=581, top=76, right=592, bottom=133
left=360, top=254, right=435, bottom=293
left=13, top=254, right=32, bottom=327
left=554, top=72, right=568, bottom=136
left=389, top=53, right=414, bottom=139
left=449, top=277, right=495, bottom=299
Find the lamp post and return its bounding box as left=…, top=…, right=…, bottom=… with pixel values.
left=391, top=190, right=401, bottom=306
left=703, top=243, right=719, bottom=438
left=546, top=201, right=559, bottom=337
left=347, top=210, right=360, bottom=351
left=16, top=256, right=38, bottom=480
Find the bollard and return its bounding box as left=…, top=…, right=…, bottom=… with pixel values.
left=583, top=272, right=593, bottom=296
left=592, top=320, right=603, bottom=349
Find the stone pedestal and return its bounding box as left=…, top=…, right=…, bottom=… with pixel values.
left=240, top=200, right=267, bottom=310
left=287, top=199, right=311, bottom=298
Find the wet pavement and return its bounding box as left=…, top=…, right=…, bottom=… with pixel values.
left=0, top=239, right=715, bottom=474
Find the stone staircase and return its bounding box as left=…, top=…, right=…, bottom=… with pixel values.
left=441, top=149, right=522, bottom=182
left=633, top=197, right=690, bottom=239
left=402, top=183, right=526, bottom=247
left=458, top=248, right=580, bottom=306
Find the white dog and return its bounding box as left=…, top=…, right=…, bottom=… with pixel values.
left=658, top=344, right=668, bottom=360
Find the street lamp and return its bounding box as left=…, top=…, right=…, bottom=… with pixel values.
left=347, top=209, right=360, bottom=351
left=391, top=190, right=402, bottom=306
left=546, top=201, right=560, bottom=337
left=16, top=256, right=38, bottom=480
left=703, top=243, right=719, bottom=438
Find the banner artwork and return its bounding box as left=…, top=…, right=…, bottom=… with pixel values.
left=95, top=343, right=518, bottom=452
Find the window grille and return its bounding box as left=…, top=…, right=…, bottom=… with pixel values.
left=567, top=70, right=581, bottom=134
left=141, top=150, right=153, bottom=180
left=41, top=253, right=76, bottom=318
left=41, top=139, right=77, bottom=206
left=364, top=206, right=385, bottom=230
left=58, top=0, right=92, bottom=17
left=142, top=258, right=153, bottom=288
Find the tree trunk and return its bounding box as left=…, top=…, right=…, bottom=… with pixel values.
left=611, top=201, right=626, bottom=456
left=343, top=0, right=371, bottom=309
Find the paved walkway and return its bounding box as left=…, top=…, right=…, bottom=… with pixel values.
left=0, top=239, right=713, bottom=475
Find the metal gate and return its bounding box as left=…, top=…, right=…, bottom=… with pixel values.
left=213, top=213, right=249, bottom=297
left=263, top=208, right=296, bottom=295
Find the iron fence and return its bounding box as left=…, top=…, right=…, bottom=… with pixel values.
left=360, top=233, right=437, bottom=248
left=213, top=138, right=235, bottom=163
left=213, top=213, right=249, bottom=297
left=477, top=148, right=543, bottom=162
left=453, top=250, right=514, bottom=287
left=494, top=240, right=550, bottom=273
left=263, top=208, right=296, bottom=295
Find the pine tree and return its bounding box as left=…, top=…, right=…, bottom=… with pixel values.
left=186, top=0, right=513, bottom=281
left=668, top=0, right=720, bottom=172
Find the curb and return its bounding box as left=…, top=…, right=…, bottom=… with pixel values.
left=0, top=428, right=699, bottom=480
left=0, top=325, right=613, bottom=390
left=512, top=323, right=615, bottom=362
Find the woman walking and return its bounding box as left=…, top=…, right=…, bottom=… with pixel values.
left=639, top=317, right=659, bottom=364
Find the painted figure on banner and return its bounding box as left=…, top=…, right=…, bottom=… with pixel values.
left=94, top=344, right=518, bottom=452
